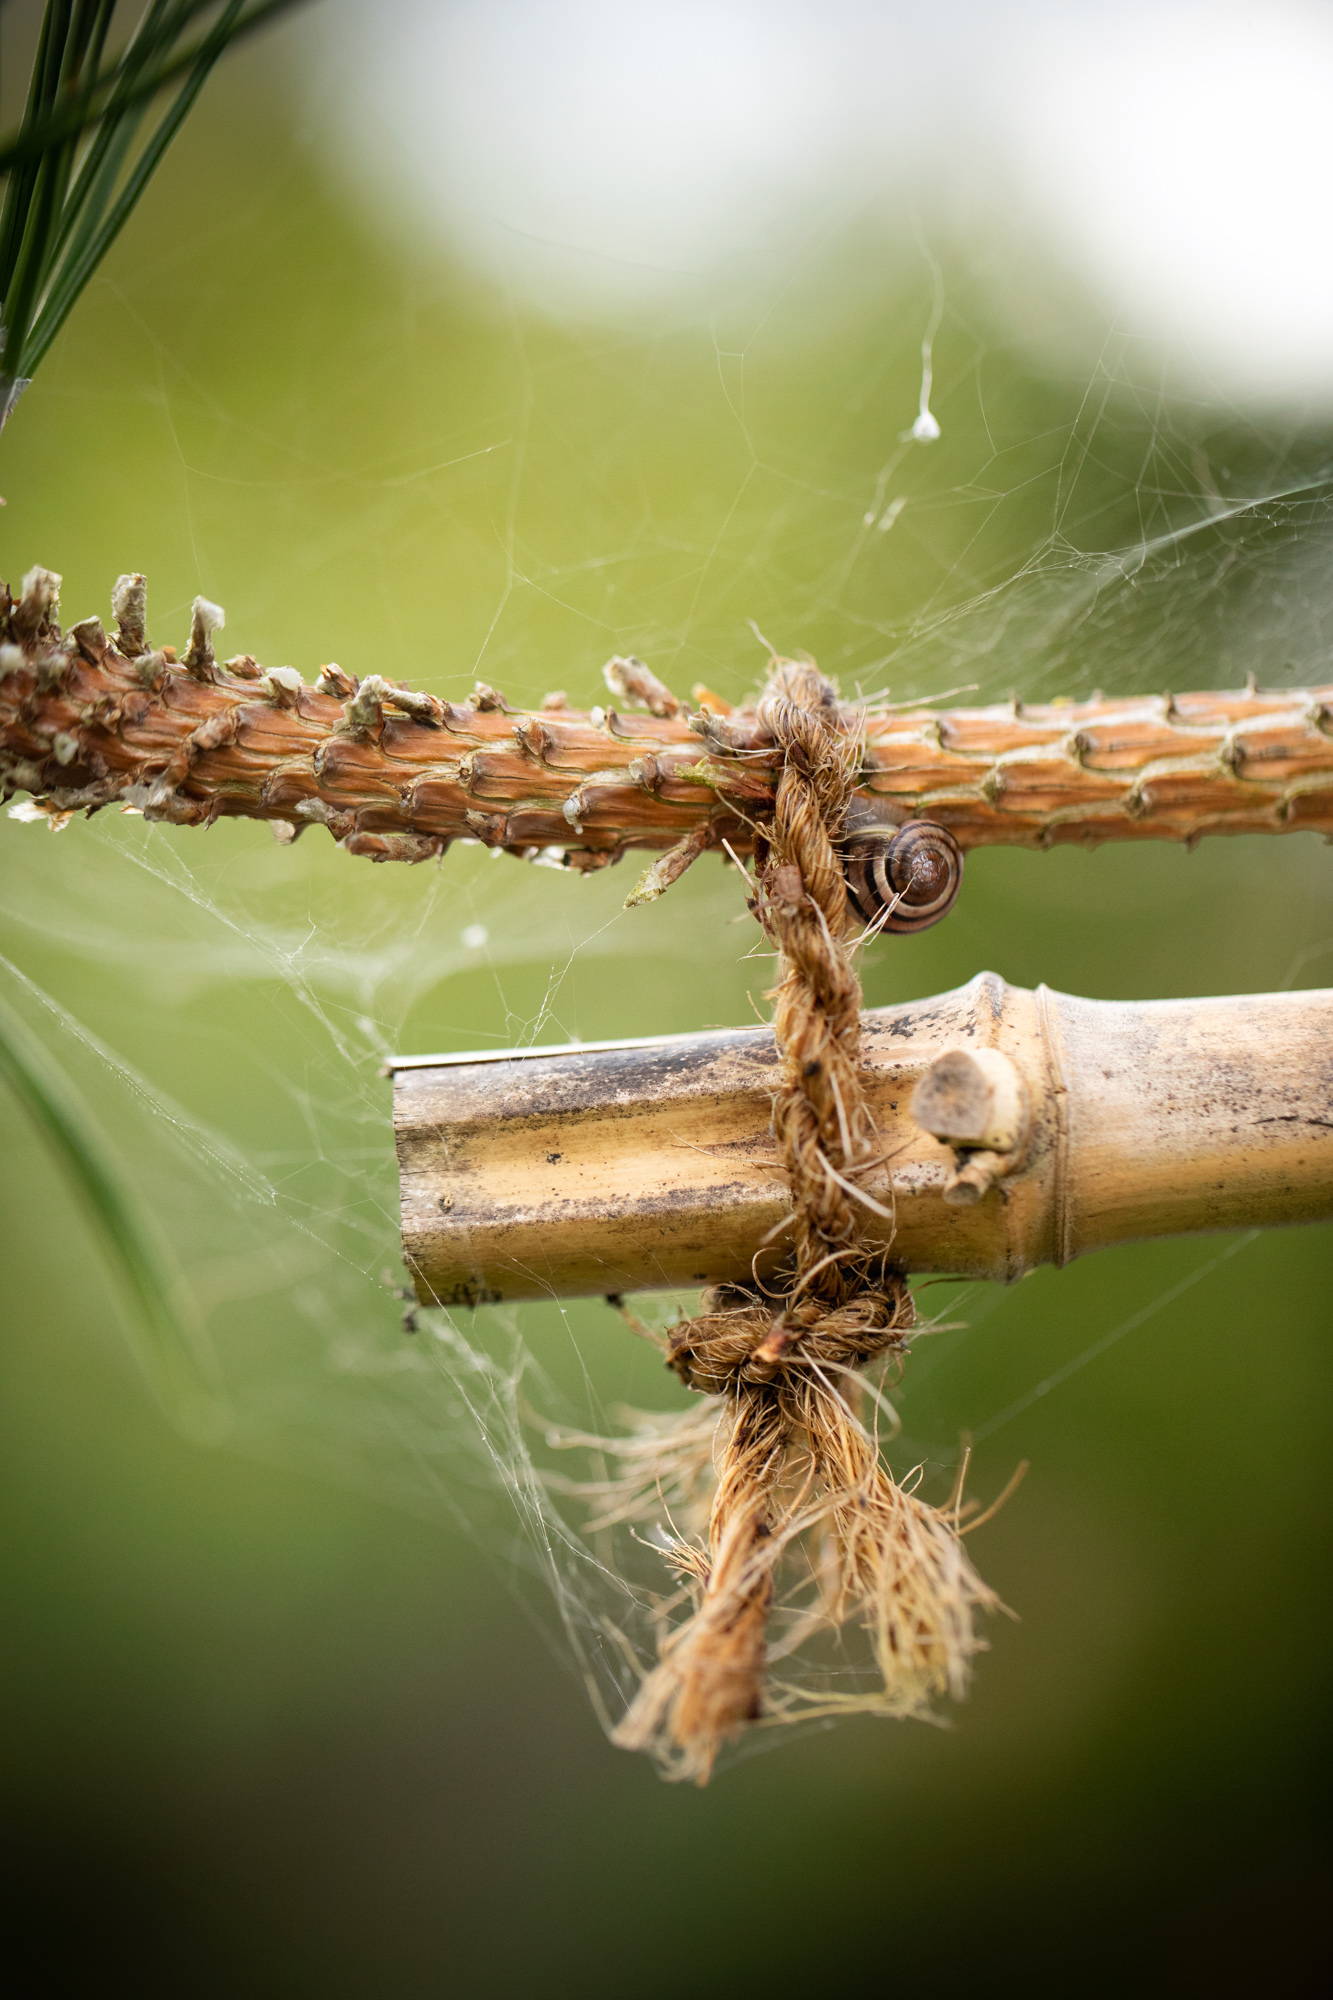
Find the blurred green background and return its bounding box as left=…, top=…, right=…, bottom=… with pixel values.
left=2, top=4, right=1331, bottom=1993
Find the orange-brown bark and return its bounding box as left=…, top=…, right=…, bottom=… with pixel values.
left=4, top=567, right=1332, bottom=869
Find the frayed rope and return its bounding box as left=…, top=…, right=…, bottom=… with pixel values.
left=603, top=659, right=1000, bottom=1782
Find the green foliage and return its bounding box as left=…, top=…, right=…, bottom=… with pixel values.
left=0, top=988, right=219, bottom=1431
left=0, top=0, right=306, bottom=422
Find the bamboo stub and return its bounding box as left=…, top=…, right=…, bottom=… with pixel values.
left=391, top=975, right=1333, bottom=1305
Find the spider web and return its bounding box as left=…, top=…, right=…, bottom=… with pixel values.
left=3, top=0, right=1332, bottom=1776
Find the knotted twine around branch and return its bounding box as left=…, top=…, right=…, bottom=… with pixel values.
left=607, top=660, right=998, bottom=1782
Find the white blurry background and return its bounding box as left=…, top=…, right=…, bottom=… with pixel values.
left=315, top=0, right=1333, bottom=412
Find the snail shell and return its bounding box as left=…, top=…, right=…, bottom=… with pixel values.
left=843, top=819, right=964, bottom=933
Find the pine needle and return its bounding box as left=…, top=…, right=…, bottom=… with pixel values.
left=0, top=0, right=310, bottom=426
left=0, top=987, right=225, bottom=1437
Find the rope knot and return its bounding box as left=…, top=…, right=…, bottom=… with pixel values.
left=608, top=654, right=996, bottom=1782
left=666, top=1283, right=909, bottom=1397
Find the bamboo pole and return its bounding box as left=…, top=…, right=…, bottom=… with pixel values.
left=390, top=975, right=1333, bottom=1305
left=4, top=569, right=1333, bottom=871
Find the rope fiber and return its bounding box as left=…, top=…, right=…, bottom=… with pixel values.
left=608, top=660, right=999, bottom=1782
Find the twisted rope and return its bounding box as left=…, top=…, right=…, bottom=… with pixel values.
left=610, top=661, right=997, bottom=1782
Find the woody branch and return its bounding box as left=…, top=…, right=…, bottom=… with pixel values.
left=4, top=567, right=1333, bottom=878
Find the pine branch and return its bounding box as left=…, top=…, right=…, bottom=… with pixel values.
left=3, top=567, right=1333, bottom=879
